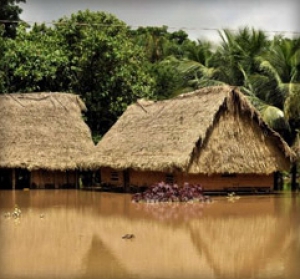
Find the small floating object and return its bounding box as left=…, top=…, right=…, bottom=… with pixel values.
left=4, top=212, right=11, bottom=218
left=40, top=214, right=45, bottom=219
left=122, top=234, right=135, bottom=239
left=227, top=192, right=236, bottom=197
left=12, top=205, right=22, bottom=219
left=226, top=192, right=240, bottom=202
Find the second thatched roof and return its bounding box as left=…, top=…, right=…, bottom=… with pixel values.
left=92, top=85, right=294, bottom=174
left=0, top=92, right=95, bottom=171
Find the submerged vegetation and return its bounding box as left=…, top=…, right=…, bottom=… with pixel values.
left=132, top=182, right=211, bottom=203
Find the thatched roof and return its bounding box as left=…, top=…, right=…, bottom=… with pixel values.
left=93, top=85, right=294, bottom=174
left=0, top=92, right=95, bottom=171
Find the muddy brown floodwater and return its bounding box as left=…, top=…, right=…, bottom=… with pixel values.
left=0, top=190, right=299, bottom=279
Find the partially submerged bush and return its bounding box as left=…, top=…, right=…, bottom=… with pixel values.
left=132, top=182, right=211, bottom=203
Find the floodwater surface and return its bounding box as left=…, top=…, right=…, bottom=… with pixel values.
left=0, top=190, right=299, bottom=279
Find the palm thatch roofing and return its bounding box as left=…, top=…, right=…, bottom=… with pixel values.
left=93, top=85, right=294, bottom=174
left=0, top=92, right=95, bottom=171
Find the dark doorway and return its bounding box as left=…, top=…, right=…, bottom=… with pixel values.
left=274, top=171, right=284, bottom=191
left=123, top=169, right=130, bottom=192
left=15, top=169, right=30, bottom=189
left=0, top=169, right=12, bottom=189
left=80, top=171, right=94, bottom=188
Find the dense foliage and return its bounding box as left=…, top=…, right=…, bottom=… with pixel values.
left=0, top=4, right=299, bottom=151
left=1, top=10, right=155, bottom=139
left=0, top=0, right=26, bottom=38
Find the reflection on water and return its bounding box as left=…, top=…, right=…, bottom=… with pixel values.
left=0, top=190, right=299, bottom=279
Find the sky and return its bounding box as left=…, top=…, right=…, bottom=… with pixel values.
left=19, top=0, right=300, bottom=44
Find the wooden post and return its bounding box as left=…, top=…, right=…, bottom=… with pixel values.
left=273, top=171, right=283, bottom=191
left=291, top=162, right=298, bottom=192
left=75, top=171, right=78, bottom=189
left=29, top=171, right=32, bottom=189
left=123, top=169, right=130, bottom=193
left=66, top=170, right=69, bottom=188
left=273, top=172, right=277, bottom=191
left=12, top=169, right=16, bottom=190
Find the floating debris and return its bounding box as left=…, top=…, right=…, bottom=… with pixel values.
left=12, top=205, right=22, bottom=219
left=122, top=234, right=135, bottom=239
left=4, top=212, right=11, bottom=218
left=3, top=205, right=22, bottom=220
left=226, top=192, right=241, bottom=202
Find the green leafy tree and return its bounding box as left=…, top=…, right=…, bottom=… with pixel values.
left=130, top=26, right=189, bottom=63
left=129, top=26, right=191, bottom=99
left=2, top=11, right=155, bottom=139
left=0, top=0, right=26, bottom=38
left=149, top=57, right=186, bottom=100
left=2, top=23, right=70, bottom=92
left=54, top=10, right=155, bottom=139
left=0, top=27, right=6, bottom=92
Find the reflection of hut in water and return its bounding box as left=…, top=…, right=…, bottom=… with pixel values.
left=92, top=86, right=294, bottom=192
left=90, top=216, right=215, bottom=279
left=0, top=207, right=214, bottom=279
left=80, top=235, right=134, bottom=279
left=1, top=192, right=299, bottom=279
left=0, top=93, right=95, bottom=189
left=189, top=215, right=289, bottom=279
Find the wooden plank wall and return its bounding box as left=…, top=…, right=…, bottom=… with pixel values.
left=31, top=170, right=77, bottom=188
left=100, top=167, right=274, bottom=190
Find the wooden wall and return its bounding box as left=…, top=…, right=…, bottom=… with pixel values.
left=100, top=167, right=274, bottom=191
left=31, top=170, right=77, bottom=189
left=0, top=169, right=79, bottom=189
left=101, top=167, right=125, bottom=186
left=178, top=173, right=273, bottom=190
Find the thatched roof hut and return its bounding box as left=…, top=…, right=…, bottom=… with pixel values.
left=93, top=85, right=294, bottom=174
left=0, top=92, right=95, bottom=171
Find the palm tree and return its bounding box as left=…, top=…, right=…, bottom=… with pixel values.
left=254, top=37, right=300, bottom=141
left=190, top=29, right=300, bottom=190
left=167, top=39, right=223, bottom=93
left=211, top=27, right=269, bottom=86
left=244, top=37, right=300, bottom=190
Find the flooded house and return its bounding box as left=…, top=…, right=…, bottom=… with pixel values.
left=0, top=93, right=95, bottom=189
left=93, top=85, right=294, bottom=192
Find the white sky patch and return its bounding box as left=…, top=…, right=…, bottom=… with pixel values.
left=19, top=0, right=299, bottom=42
